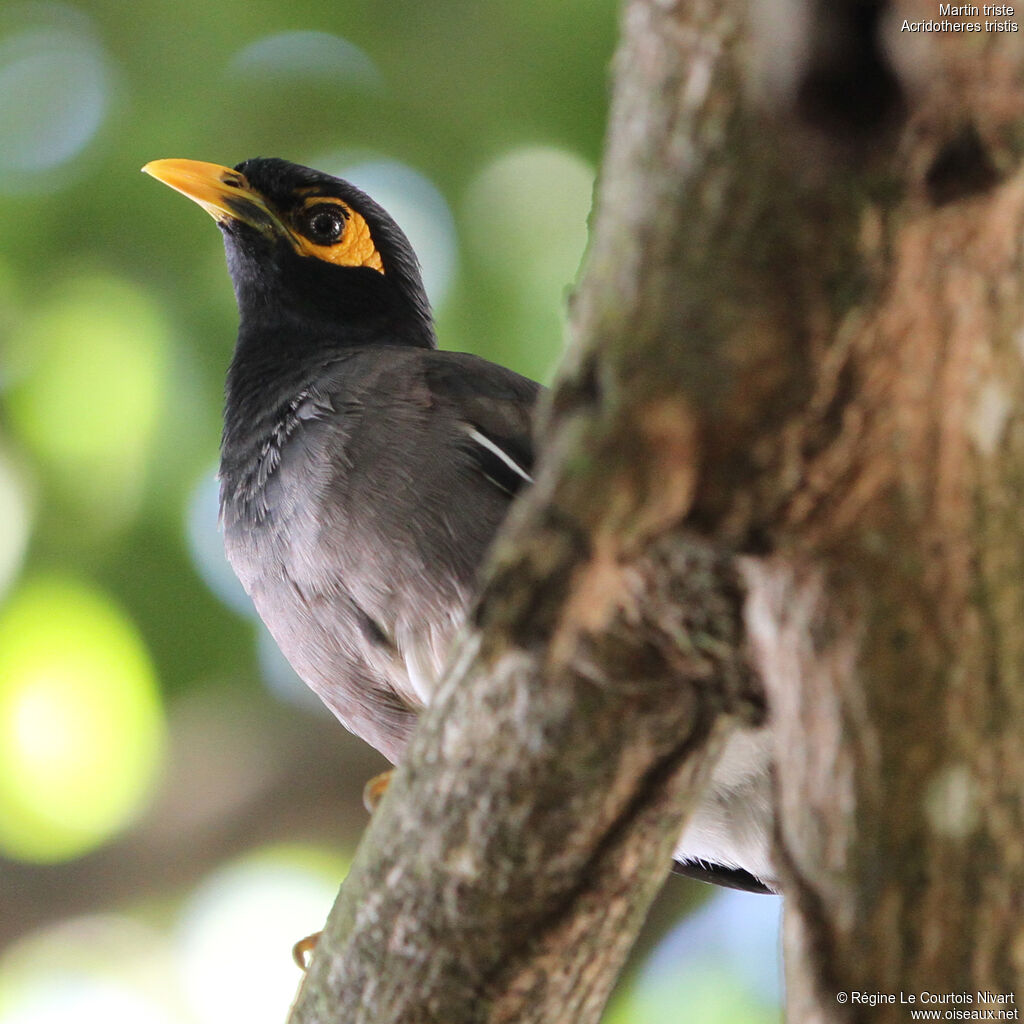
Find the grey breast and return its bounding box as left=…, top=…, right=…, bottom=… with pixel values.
left=220, top=348, right=510, bottom=763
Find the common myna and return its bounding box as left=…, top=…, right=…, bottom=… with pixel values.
left=143, top=157, right=776, bottom=898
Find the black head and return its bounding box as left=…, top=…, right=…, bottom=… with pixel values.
left=143, top=156, right=435, bottom=350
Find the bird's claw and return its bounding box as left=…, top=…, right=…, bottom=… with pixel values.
left=362, top=769, right=394, bottom=813
left=292, top=931, right=321, bottom=971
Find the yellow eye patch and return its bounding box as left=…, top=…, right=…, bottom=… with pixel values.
left=290, top=197, right=384, bottom=273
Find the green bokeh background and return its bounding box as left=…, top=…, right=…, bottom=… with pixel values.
left=0, top=1, right=782, bottom=1020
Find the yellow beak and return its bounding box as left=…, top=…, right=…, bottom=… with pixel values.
left=142, top=158, right=280, bottom=234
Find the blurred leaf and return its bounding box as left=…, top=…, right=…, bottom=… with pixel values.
left=5, top=274, right=171, bottom=533
left=0, top=576, right=165, bottom=862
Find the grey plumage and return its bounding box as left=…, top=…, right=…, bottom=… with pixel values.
left=219, top=342, right=777, bottom=893
left=221, top=347, right=540, bottom=762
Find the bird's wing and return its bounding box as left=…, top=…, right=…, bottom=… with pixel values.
left=422, top=350, right=543, bottom=498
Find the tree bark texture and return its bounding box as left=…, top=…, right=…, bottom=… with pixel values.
left=288, top=0, right=1024, bottom=1021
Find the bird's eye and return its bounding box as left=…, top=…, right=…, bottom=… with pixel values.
left=303, top=205, right=347, bottom=245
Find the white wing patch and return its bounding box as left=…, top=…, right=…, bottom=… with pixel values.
left=465, top=426, right=533, bottom=484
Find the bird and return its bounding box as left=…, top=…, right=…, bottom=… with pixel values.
left=143, top=156, right=778, bottom=902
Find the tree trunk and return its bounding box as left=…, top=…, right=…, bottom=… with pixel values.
left=287, top=1, right=1024, bottom=1021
